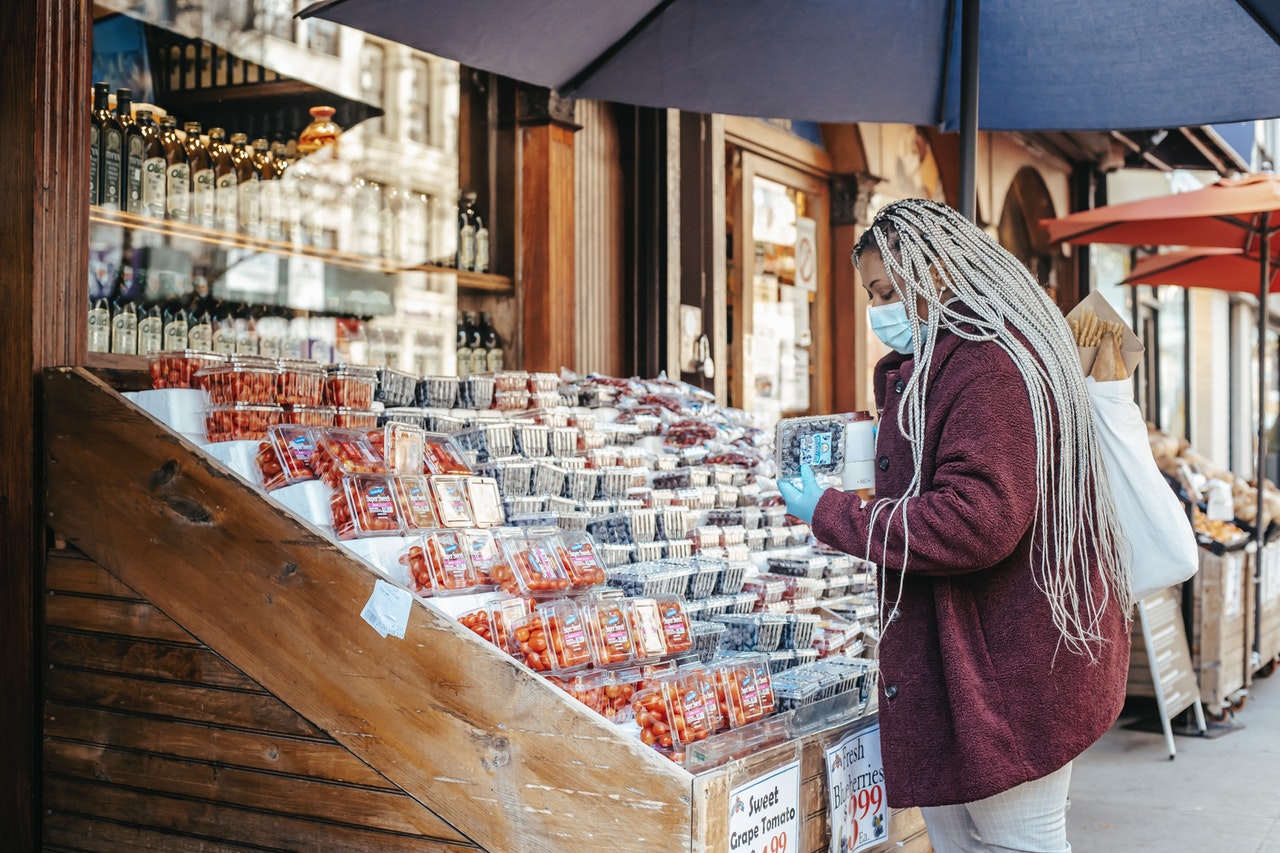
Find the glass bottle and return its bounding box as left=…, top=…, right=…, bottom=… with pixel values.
left=469, top=312, right=488, bottom=375
left=457, top=192, right=477, bottom=271
left=115, top=88, right=136, bottom=210
left=207, top=128, right=237, bottom=233
left=475, top=206, right=490, bottom=274
left=235, top=303, right=259, bottom=355
left=88, top=278, right=112, bottom=353
left=271, top=142, right=296, bottom=243
left=138, top=300, right=164, bottom=355
left=187, top=274, right=213, bottom=352
left=184, top=122, right=215, bottom=228
left=229, top=133, right=260, bottom=237
left=159, top=116, right=190, bottom=222
left=211, top=298, right=238, bottom=355
left=298, top=105, right=342, bottom=156
left=252, top=138, right=281, bottom=240
left=110, top=265, right=139, bottom=355
left=456, top=312, right=473, bottom=377
left=482, top=312, right=504, bottom=371
left=163, top=296, right=190, bottom=352
left=90, top=84, right=103, bottom=206
left=135, top=111, right=166, bottom=219
left=114, top=88, right=134, bottom=132
left=94, top=83, right=124, bottom=210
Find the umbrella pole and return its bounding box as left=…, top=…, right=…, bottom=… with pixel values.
left=1259, top=228, right=1270, bottom=553
left=958, top=0, right=979, bottom=221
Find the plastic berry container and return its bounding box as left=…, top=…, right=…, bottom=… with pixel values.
left=767, top=649, right=797, bottom=673
left=527, top=372, right=559, bottom=394
left=149, top=350, right=226, bottom=389
left=380, top=407, right=426, bottom=429
left=204, top=403, right=283, bottom=442
left=711, top=657, right=771, bottom=728
left=458, top=374, right=495, bottom=410
left=767, top=555, right=829, bottom=579
left=742, top=576, right=788, bottom=606
left=459, top=528, right=504, bottom=586
left=700, top=595, right=736, bottom=618
left=374, top=367, right=417, bottom=408
left=332, top=474, right=403, bottom=540
left=658, top=507, right=693, bottom=539
left=493, top=370, right=530, bottom=393
left=198, top=358, right=279, bottom=405
left=691, top=621, right=727, bottom=663
left=477, top=458, right=535, bottom=499
left=513, top=422, right=550, bottom=458
left=626, top=598, right=671, bottom=662
left=405, top=530, right=482, bottom=596
left=684, top=559, right=722, bottom=600
left=564, top=468, right=601, bottom=503
left=771, top=670, right=822, bottom=712
left=323, top=364, right=378, bottom=409
left=422, top=432, right=473, bottom=475
left=391, top=474, right=440, bottom=531
left=492, top=530, right=572, bottom=597
left=634, top=541, right=665, bottom=562
left=548, top=427, right=578, bottom=458
left=277, top=359, right=324, bottom=406
left=711, top=613, right=785, bottom=652
left=429, top=475, right=475, bottom=527
left=466, top=477, right=506, bottom=528
left=255, top=424, right=318, bottom=491
left=280, top=405, right=335, bottom=427
left=780, top=614, right=820, bottom=650
left=714, top=563, right=749, bottom=595
left=533, top=461, right=567, bottom=498
left=312, top=427, right=386, bottom=488
left=424, top=411, right=468, bottom=434
left=333, top=408, right=377, bottom=430
left=581, top=598, right=638, bottom=668
left=606, top=563, right=692, bottom=597
left=511, top=599, right=593, bottom=674
left=775, top=414, right=849, bottom=481
left=551, top=531, right=607, bottom=589
left=415, top=375, right=458, bottom=409
left=549, top=670, right=615, bottom=718
left=653, top=594, right=693, bottom=654
left=493, top=390, right=530, bottom=411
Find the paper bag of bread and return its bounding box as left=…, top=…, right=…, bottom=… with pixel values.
left=1064, top=291, right=1144, bottom=380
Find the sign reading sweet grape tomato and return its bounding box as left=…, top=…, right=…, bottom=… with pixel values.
left=825, top=725, right=888, bottom=853
left=727, top=760, right=800, bottom=853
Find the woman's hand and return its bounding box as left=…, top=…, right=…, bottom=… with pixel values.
left=778, top=464, right=826, bottom=524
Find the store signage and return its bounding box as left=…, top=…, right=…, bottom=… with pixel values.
left=727, top=760, right=801, bottom=853
left=825, top=724, right=888, bottom=853
left=361, top=579, right=413, bottom=639
left=795, top=217, right=817, bottom=292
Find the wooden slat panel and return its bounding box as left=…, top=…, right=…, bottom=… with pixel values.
left=521, top=122, right=577, bottom=372
left=45, top=739, right=467, bottom=842
left=46, top=668, right=325, bottom=740
left=46, top=630, right=264, bottom=693
left=44, top=702, right=393, bottom=790
left=574, top=100, right=626, bottom=376
left=46, top=592, right=199, bottom=645
left=44, top=368, right=692, bottom=853
left=47, top=551, right=142, bottom=599
left=45, top=812, right=259, bottom=853
left=45, top=777, right=481, bottom=853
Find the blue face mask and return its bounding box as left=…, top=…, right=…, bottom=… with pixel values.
left=868, top=301, right=920, bottom=354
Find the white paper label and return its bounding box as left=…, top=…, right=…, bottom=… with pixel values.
left=825, top=724, right=888, bottom=853
left=361, top=579, right=413, bottom=639
left=727, top=760, right=800, bottom=853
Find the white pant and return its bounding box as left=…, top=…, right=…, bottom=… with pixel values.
left=921, top=762, right=1072, bottom=853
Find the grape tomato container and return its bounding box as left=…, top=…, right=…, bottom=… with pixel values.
left=204, top=403, right=283, bottom=442
left=198, top=360, right=279, bottom=405
left=311, top=427, right=386, bottom=488
left=494, top=390, right=530, bottom=411
left=256, top=424, right=317, bottom=491
left=333, top=474, right=403, bottom=539
left=391, top=474, right=440, bottom=531
left=429, top=475, right=475, bottom=527
left=333, top=408, right=378, bottom=430
left=383, top=423, right=426, bottom=474
left=653, top=594, right=694, bottom=655
left=550, top=669, right=618, bottom=719
left=581, top=598, right=638, bottom=668
left=415, top=530, right=483, bottom=595
left=459, top=528, right=504, bottom=585
left=626, top=598, right=671, bottom=662
left=775, top=414, right=849, bottom=481
left=458, top=596, right=533, bottom=651
left=277, top=359, right=324, bottom=406
left=149, top=350, right=226, bottom=389
left=711, top=658, right=772, bottom=728
left=511, top=599, right=593, bottom=674
left=711, top=613, right=785, bottom=652
left=492, top=529, right=571, bottom=597
left=466, top=477, right=506, bottom=528
left=323, top=364, right=378, bottom=409
left=553, top=530, right=607, bottom=589
left=423, top=432, right=473, bottom=475
left=280, top=405, right=335, bottom=427
left=375, top=367, right=417, bottom=407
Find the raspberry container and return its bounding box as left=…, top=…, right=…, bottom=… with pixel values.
left=581, top=598, right=638, bottom=668
left=423, top=432, right=473, bottom=475
left=375, top=367, right=417, bottom=407
left=149, top=350, right=226, bottom=389
left=391, top=474, right=440, bottom=531
left=332, top=474, right=403, bottom=539
left=205, top=403, right=283, bottom=442
left=494, top=390, right=530, bottom=411
left=280, top=405, right=335, bottom=427
left=429, top=475, right=475, bottom=527
left=466, top=477, right=506, bottom=528
left=493, top=370, right=530, bottom=393
left=277, top=359, right=324, bottom=406
left=312, top=427, right=386, bottom=488
left=198, top=357, right=279, bottom=405
left=255, top=424, right=318, bottom=491
left=511, top=599, right=593, bottom=674
left=492, top=529, right=571, bottom=597
left=553, top=531, right=607, bottom=589
left=742, top=576, right=788, bottom=606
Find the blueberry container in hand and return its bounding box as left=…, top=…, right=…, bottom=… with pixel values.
left=711, top=613, right=785, bottom=652
left=775, top=414, right=849, bottom=481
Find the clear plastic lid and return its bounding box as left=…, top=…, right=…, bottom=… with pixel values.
left=775, top=414, right=849, bottom=481
left=466, top=477, right=506, bottom=528
left=277, top=359, right=324, bottom=406
left=691, top=620, right=727, bottom=662
left=423, top=432, right=474, bottom=475
left=382, top=423, right=427, bottom=474
left=553, top=531, right=607, bottom=589
left=458, top=596, right=533, bottom=651
left=581, top=598, right=638, bottom=668
left=418, top=530, right=483, bottom=595
left=149, top=350, right=227, bottom=389
left=742, top=576, right=788, bottom=605
left=653, top=594, right=693, bottom=655
left=605, top=563, right=692, bottom=597
left=626, top=598, right=670, bottom=661
left=511, top=599, right=593, bottom=674
left=710, top=613, right=785, bottom=652
left=312, top=427, right=386, bottom=488
left=204, top=403, right=284, bottom=442
left=334, top=474, right=403, bottom=539
left=458, top=528, right=504, bottom=586
left=257, top=424, right=317, bottom=491
left=429, top=475, right=475, bottom=527
left=492, top=529, right=571, bottom=596
left=711, top=656, right=771, bottom=727
left=333, top=408, right=378, bottom=430
left=391, top=474, right=440, bottom=530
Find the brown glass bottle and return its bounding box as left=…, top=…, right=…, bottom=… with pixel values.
left=229, top=133, right=260, bottom=236
left=184, top=122, right=215, bottom=228
left=252, top=139, right=281, bottom=239
left=134, top=111, right=166, bottom=218
left=93, top=82, right=124, bottom=209
left=207, top=128, right=237, bottom=232
left=159, top=116, right=190, bottom=222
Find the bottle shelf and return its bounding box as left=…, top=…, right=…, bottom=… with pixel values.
left=89, top=206, right=514, bottom=295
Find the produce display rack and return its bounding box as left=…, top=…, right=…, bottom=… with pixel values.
left=41, top=367, right=928, bottom=852
left=1254, top=544, right=1280, bottom=676
left=1189, top=547, right=1253, bottom=715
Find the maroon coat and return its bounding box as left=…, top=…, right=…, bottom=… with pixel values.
left=812, top=329, right=1130, bottom=809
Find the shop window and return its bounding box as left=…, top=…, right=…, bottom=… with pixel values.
left=407, top=58, right=430, bottom=145
left=303, top=16, right=340, bottom=57
left=1157, top=285, right=1188, bottom=440
left=359, top=41, right=386, bottom=135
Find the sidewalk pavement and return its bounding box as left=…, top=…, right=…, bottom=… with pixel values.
left=1069, top=670, right=1280, bottom=852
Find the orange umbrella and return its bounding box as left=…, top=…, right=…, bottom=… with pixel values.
left=1123, top=248, right=1280, bottom=293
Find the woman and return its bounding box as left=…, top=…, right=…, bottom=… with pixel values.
left=780, top=199, right=1131, bottom=853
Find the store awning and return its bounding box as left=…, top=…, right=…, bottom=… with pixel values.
left=301, top=0, right=1280, bottom=133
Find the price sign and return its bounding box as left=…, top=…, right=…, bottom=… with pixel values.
left=727, top=760, right=800, bottom=853
left=361, top=579, right=412, bottom=639
left=825, top=724, right=888, bottom=853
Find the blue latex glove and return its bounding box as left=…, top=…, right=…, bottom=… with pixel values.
left=778, top=464, right=826, bottom=524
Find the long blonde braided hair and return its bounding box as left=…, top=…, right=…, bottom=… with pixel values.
left=854, top=199, right=1132, bottom=659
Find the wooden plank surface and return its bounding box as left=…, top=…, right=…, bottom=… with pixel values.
left=46, top=591, right=201, bottom=646
left=46, top=629, right=265, bottom=692
left=47, top=550, right=143, bottom=598
left=45, top=813, right=260, bottom=853
left=44, top=367, right=692, bottom=853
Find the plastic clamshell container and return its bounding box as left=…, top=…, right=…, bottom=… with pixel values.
left=549, top=427, right=579, bottom=457
left=458, top=596, right=533, bottom=651
left=606, top=563, right=692, bottom=597
left=772, top=670, right=822, bottom=712
left=256, top=424, right=317, bottom=491
left=513, top=422, right=550, bottom=457
left=380, top=407, right=426, bottom=429
left=391, top=475, right=440, bottom=531
left=598, top=544, right=634, bottom=568
left=280, top=405, right=335, bottom=427
left=742, top=576, right=788, bottom=605
left=715, top=563, right=749, bottom=595
left=712, top=657, right=772, bottom=727
left=414, top=531, right=482, bottom=595
left=466, top=477, right=506, bottom=528
left=691, top=621, right=727, bottom=662
left=512, top=599, right=593, bottom=674
left=458, top=528, right=504, bottom=585
left=685, top=560, right=722, bottom=600
left=781, top=614, right=820, bottom=650
left=458, top=374, right=495, bottom=410
left=492, top=529, right=572, bottom=597
left=533, top=461, right=567, bottom=499
left=634, top=541, right=665, bottom=563
left=654, top=594, right=694, bottom=654
left=312, top=427, right=386, bottom=488
left=664, top=539, right=694, bottom=560
left=197, top=359, right=279, bottom=405
left=277, top=359, right=324, bottom=406
left=549, top=669, right=619, bottom=719
left=423, top=432, right=474, bottom=475
left=493, top=370, right=530, bottom=393
left=333, top=408, right=378, bottom=430
left=775, top=414, right=849, bottom=481
left=553, top=531, right=608, bottom=589
left=323, top=364, right=378, bottom=409
left=205, top=403, right=283, bottom=442
left=415, top=375, right=459, bottom=409
left=429, top=475, right=475, bottom=528
left=477, top=458, right=534, bottom=499
left=768, top=649, right=797, bottom=673
left=149, top=349, right=226, bottom=389
left=582, top=598, right=638, bottom=668
left=626, top=598, right=670, bottom=662
left=383, top=423, right=427, bottom=474
left=711, top=614, right=785, bottom=652
left=700, top=595, right=736, bottom=617
left=564, top=468, right=601, bottom=502
left=375, top=367, right=418, bottom=408
left=332, top=474, right=402, bottom=539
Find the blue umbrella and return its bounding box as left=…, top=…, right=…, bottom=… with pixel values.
left=302, top=0, right=1280, bottom=217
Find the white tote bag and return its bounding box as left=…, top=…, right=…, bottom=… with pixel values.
left=1086, top=377, right=1199, bottom=601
